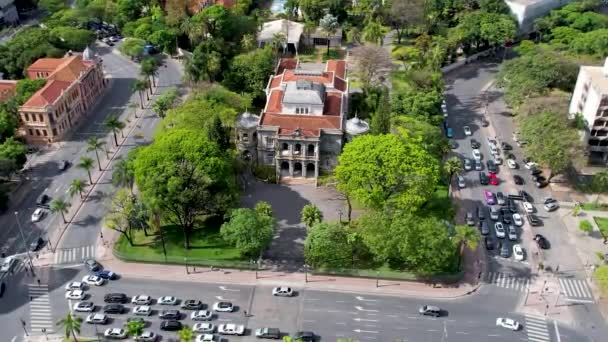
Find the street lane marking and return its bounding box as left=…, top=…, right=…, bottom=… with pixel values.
left=302, top=320, right=316, bottom=323
left=427, top=329, right=438, bottom=332
left=353, top=318, right=378, bottom=322
left=353, top=329, right=377, bottom=333
left=488, top=334, right=500, bottom=337
left=355, top=296, right=377, bottom=302
left=336, top=300, right=346, bottom=303
left=455, top=332, right=469, bottom=335
left=218, top=286, right=240, bottom=292
left=354, top=306, right=378, bottom=312
left=554, top=321, right=561, bottom=342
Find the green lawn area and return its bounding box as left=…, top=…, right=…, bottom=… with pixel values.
left=113, top=217, right=251, bottom=268
left=594, top=216, right=608, bottom=235
left=296, top=47, right=345, bottom=63
left=582, top=202, right=608, bottom=211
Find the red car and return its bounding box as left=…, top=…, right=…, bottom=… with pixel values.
left=489, top=172, right=499, bottom=186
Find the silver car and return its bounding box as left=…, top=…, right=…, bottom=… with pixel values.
left=464, top=158, right=472, bottom=171
left=457, top=176, right=466, bottom=188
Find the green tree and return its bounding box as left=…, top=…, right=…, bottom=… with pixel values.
left=56, top=312, right=81, bottom=342
left=177, top=326, right=194, bottom=342
left=50, top=197, right=71, bottom=224
left=68, top=178, right=87, bottom=199
left=319, top=13, right=339, bottom=55
left=185, top=42, right=222, bottom=83
left=140, top=57, right=159, bottom=88
left=362, top=20, right=388, bottom=46
left=134, top=130, right=236, bottom=249
left=206, top=114, right=230, bottom=150
left=579, top=220, right=593, bottom=234
left=391, top=116, right=448, bottom=159
left=479, top=0, right=510, bottom=14
left=119, top=38, right=146, bottom=60
left=301, top=204, right=323, bottom=228
left=304, top=222, right=352, bottom=268
left=453, top=225, right=480, bottom=261
left=39, top=0, right=68, bottom=13
left=443, top=157, right=463, bottom=195
left=223, top=46, right=275, bottom=100
left=370, top=88, right=391, bottom=135
left=592, top=170, right=608, bottom=199
left=254, top=201, right=273, bottom=218
left=221, top=208, right=275, bottom=257
left=133, top=79, right=148, bottom=108
left=335, top=134, right=439, bottom=211
left=152, top=88, right=179, bottom=118
left=569, top=29, right=608, bottom=57
left=125, top=319, right=145, bottom=337
left=50, top=26, right=96, bottom=51
left=240, top=33, right=256, bottom=52
left=112, top=158, right=135, bottom=192
left=86, top=136, right=105, bottom=171
left=77, top=156, right=94, bottom=183
left=388, top=0, right=426, bottom=44
left=0, top=137, right=27, bottom=169
left=105, top=188, right=137, bottom=246
left=105, top=115, right=126, bottom=146
left=595, top=265, right=608, bottom=295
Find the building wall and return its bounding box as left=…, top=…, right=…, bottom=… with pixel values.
left=282, top=103, right=324, bottom=115
left=506, top=0, right=575, bottom=33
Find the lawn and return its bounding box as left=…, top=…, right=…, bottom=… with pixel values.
left=582, top=202, right=608, bottom=211
left=113, top=217, right=250, bottom=268
left=593, top=217, right=608, bottom=236
left=296, top=47, right=345, bottom=63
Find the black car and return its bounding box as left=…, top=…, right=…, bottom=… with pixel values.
left=36, top=193, right=51, bottom=208
left=103, top=304, right=125, bottom=314
left=496, top=191, right=506, bottom=205
left=479, top=221, right=490, bottom=235
left=534, top=234, right=550, bottom=249
left=84, top=258, right=101, bottom=272
left=484, top=236, right=494, bottom=250
left=501, top=142, right=512, bottom=150
left=181, top=299, right=203, bottom=310
left=501, top=211, right=512, bottom=224
left=479, top=172, right=489, bottom=185
left=58, top=160, right=70, bottom=171
left=29, top=237, right=44, bottom=251
left=477, top=206, right=486, bottom=221
left=292, top=331, right=315, bottom=342
left=527, top=214, right=542, bottom=226
left=159, top=310, right=181, bottom=320
left=475, top=160, right=483, bottom=171
left=533, top=175, right=546, bottom=183
left=508, top=199, right=518, bottom=213
left=471, top=139, right=481, bottom=149
left=519, top=190, right=533, bottom=203
left=508, top=193, right=524, bottom=201
left=499, top=241, right=510, bottom=258
left=506, top=153, right=516, bottom=160
left=160, top=320, right=182, bottom=331
left=256, top=327, right=281, bottom=339
left=486, top=160, right=497, bottom=173
left=513, top=175, right=524, bottom=185
left=104, top=293, right=127, bottom=304
left=531, top=168, right=542, bottom=176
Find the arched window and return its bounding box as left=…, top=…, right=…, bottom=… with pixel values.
left=296, top=108, right=300, bottom=114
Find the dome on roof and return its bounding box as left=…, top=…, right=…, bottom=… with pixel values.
left=236, top=111, right=260, bottom=129
left=345, top=117, right=369, bottom=136
left=82, top=47, right=93, bottom=61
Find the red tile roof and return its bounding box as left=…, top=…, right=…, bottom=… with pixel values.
left=323, top=93, right=342, bottom=116
left=269, top=75, right=282, bottom=89
left=333, top=77, right=347, bottom=92
left=0, top=80, right=17, bottom=102
left=27, top=58, right=65, bottom=72
left=22, top=80, right=71, bottom=107
left=266, top=90, right=283, bottom=113
left=261, top=113, right=341, bottom=137
left=277, top=58, right=298, bottom=74
left=279, top=128, right=319, bottom=136
left=282, top=70, right=333, bottom=84
left=326, top=60, right=346, bottom=79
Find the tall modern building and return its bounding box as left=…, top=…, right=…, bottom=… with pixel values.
left=569, top=58, right=608, bottom=163
left=235, top=58, right=369, bottom=182
left=18, top=48, right=106, bottom=144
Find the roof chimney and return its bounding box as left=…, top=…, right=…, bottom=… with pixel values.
left=604, top=57, right=608, bottom=77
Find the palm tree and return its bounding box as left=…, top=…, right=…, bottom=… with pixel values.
left=125, top=320, right=145, bottom=337
left=301, top=204, right=323, bottom=228
left=240, top=34, right=255, bottom=52
left=319, top=13, right=339, bottom=56
left=112, top=159, right=135, bottom=193
left=141, top=57, right=159, bottom=89
left=180, top=17, right=207, bottom=46
left=443, top=157, right=463, bottom=196
left=50, top=197, right=71, bottom=224
left=453, top=225, right=480, bottom=263
left=105, top=115, right=126, bottom=146
left=78, top=156, right=95, bottom=184
left=362, top=20, right=388, bottom=46
left=177, top=326, right=194, bottom=342
left=271, top=32, right=287, bottom=54
left=132, top=79, right=148, bottom=109
left=68, top=178, right=87, bottom=199
left=56, top=312, right=81, bottom=341
left=86, top=136, right=106, bottom=171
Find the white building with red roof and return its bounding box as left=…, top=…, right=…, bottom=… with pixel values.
left=18, top=48, right=106, bottom=144
left=235, top=58, right=368, bottom=182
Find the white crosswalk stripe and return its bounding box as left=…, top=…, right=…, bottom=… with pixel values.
left=525, top=314, right=550, bottom=342
left=558, top=277, right=594, bottom=303
left=29, top=284, right=54, bottom=335
left=486, top=272, right=530, bottom=292
left=54, top=245, right=96, bottom=264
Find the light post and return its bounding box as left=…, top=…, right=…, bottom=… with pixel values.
left=20, top=318, right=28, bottom=336
left=304, top=264, right=309, bottom=283
left=376, top=271, right=380, bottom=288
left=15, top=211, right=34, bottom=275
left=338, top=209, right=343, bottom=223
left=184, top=257, right=189, bottom=274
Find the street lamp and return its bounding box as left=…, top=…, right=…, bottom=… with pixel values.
left=20, top=318, right=28, bottom=336
left=304, top=264, right=309, bottom=283
left=338, top=209, right=343, bottom=223
left=14, top=211, right=35, bottom=275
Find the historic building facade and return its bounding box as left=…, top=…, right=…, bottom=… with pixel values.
left=18, top=48, right=106, bottom=144
left=236, top=58, right=369, bottom=181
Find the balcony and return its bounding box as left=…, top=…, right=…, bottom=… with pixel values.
left=277, top=143, right=318, bottom=160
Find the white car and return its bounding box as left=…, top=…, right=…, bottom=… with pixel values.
left=131, top=295, right=152, bottom=305
left=218, top=324, right=245, bottom=335
left=193, top=323, right=215, bottom=333
left=512, top=213, right=524, bottom=227
left=490, top=145, right=499, bottom=155
left=85, top=313, right=108, bottom=324
left=82, top=275, right=105, bottom=286
left=523, top=202, right=535, bottom=213
left=513, top=245, right=525, bottom=261
left=494, top=155, right=503, bottom=165
left=272, top=286, right=294, bottom=297
left=496, top=317, right=521, bottom=331
left=507, top=159, right=517, bottom=169
left=507, top=225, right=518, bottom=241
left=0, top=256, right=16, bottom=273
left=195, top=334, right=216, bottom=342
left=464, top=158, right=472, bottom=171
left=463, top=126, right=472, bottom=136
left=457, top=175, right=466, bottom=188
left=104, top=327, right=127, bottom=339
left=74, top=301, right=95, bottom=312
left=65, top=281, right=84, bottom=290
left=472, top=149, right=482, bottom=161
left=494, top=222, right=505, bottom=239
left=525, top=162, right=538, bottom=170
left=133, top=305, right=152, bottom=316
left=31, top=208, right=45, bottom=222
left=213, top=302, right=234, bottom=312
left=134, top=331, right=157, bottom=342
left=191, top=310, right=213, bottom=321
left=66, top=290, right=85, bottom=300
left=158, top=296, right=178, bottom=305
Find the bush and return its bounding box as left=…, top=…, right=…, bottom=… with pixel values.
left=594, top=265, right=608, bottom=295
left=252, top=164, right=276, bottom=183
left=579, top=220, right=594, bottom=233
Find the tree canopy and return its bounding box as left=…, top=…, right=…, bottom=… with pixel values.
left=220, top=207, right=275, bottom=257
left=304, top=222, right=353, bottom=268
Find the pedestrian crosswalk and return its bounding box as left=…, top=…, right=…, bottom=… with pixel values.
left=0, top=258, right=28, bottom=281
left=29, top=284, right=54, bottom=335
left=54, top=245, right=96, bottom=265
left=486, top=272, right=530, bottom=292
left=524, top=313, right=550, bottom=342
left=558, top=277, right=594, bottom=303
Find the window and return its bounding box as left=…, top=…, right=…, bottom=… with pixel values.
left=42, top=129, right=48, bottom=137
left=35, top=129, right=40, bottom=136
left=296, top=108, right=300, bottom=114
left=305, top=107, right=309, bottom=114
left=52, top=128, right=57, bottom=136
left=28, top=129, right=33, bottom=136
left=38, top=114, right=44, bottom=122
left=242, top=133, right=249, bottom=142
left=265, top=137, right=273, bottom=147
left=32, top=114, right=37, bottom=122
left=23, top=113, right=29, bottom=121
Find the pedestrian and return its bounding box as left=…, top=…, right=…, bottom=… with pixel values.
left=37, top=279, right=41, bottom=285
left=30, top=296, right=33, bottom=301
left=243, top=310, right=248, bottom=317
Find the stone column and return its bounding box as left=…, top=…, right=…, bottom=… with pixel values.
left=289, top=161, right=294, bottom=177
left=315, top=161, right=319, bottom=179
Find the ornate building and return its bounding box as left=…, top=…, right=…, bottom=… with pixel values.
left=235, top=58, right=369, bottom=182
left=18, top=48, right=106, bottom=144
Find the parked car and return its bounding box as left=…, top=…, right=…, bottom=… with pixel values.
left=475, top=160, right=483, bottom=171
left=525, top=162, right=538, bottom=170
left=36, top=193, right=51, bottom=208
left=496, top=192, right=506, bottom=205
left=160, top=320, right=182, bottom=331
left=104, top=328, right=127, bottom=339
left=463, top=126, right=472, bottom=136
left=291, top=331, right=315, bottom=342
left=489, top=172, right=499, bottom=186
left=499, top=241, right=509, bottom=258
left=490, top=207, right=500, bottom=221
left=182, top=299, right=204, bottom=310
left=272, top=286, right=294, bottom=297
left=446, top=127, right=453, bottom=138
left=466, top=212, right=475, bottom=226
left=471, top=139, right=480, bottom=149
left=513, top=175, right=524, bottom=185
left=534, top=234, right=550, bottom=249
left=507, top=159, right=517, bottom=169
left=134, top=332, right=158, bottom=342
left=195, top=334, right=216, bottom=342
left=512, top=213, right=523, bottom=227
left=477, top=206, right=486, bottom=221
left=84, top=258, right=101, bottom=272
left=494, top=222, right=506, bottom=238
left=507, top=225, right=518, bottom=241
left=74, top=301, right=95, bottom=312
left=255, top=327, right=281, bottom=339
left=457, top=175, right=466, bottom=188
left=487, top=160, right=497, bottom=173
left=86, top=313, right=108, bottom=324
left=484, top=190, right=495, bottom=205
left=523, top=202, right=535, bottom=213
left=193, top=323, right=215, bottom=333
left=133, top=306, right=152, bottom=316
left=104, top=293, right=127, bottom=304
left=103, top=304, right=125, bottom=314
left=95, top=270, right=118, bottom=280
left=480, top=172, right=489, bottom=185
left=191, top=310, right=213, bottom=321
left=544, top=201, right=559, bottom=212
left=29, top=237, right=44, bottom=251
left=464, top=158, right=472, bottom=171
left=472, top=149, right=482, bottom=161
left=479, top=221, right=490, bottom=235
left=82, top=275, right=105, bottom=286
left=484, top=236, right=494, bottom=250
left=132, top=295, right=152, bottom=305
left=65, top=282, right=84, bottom=291
left=158, top=296, right=178, bottom=305
left=31, top=208, right=46, bottom=222
left=513, top=245, right=525, bottom=261
left=501, top=142, right=512, bottom=150
left=218, top=324, right=245, bottom=335
left=519, top=190, right=533, bottom=202
left=496, top=317, right=520, bottom=331
left=159, top=310, right=181, bottom=320
left=213, top=302, right=234, bottom=312
left=58, top=160, right=70, bottom=171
